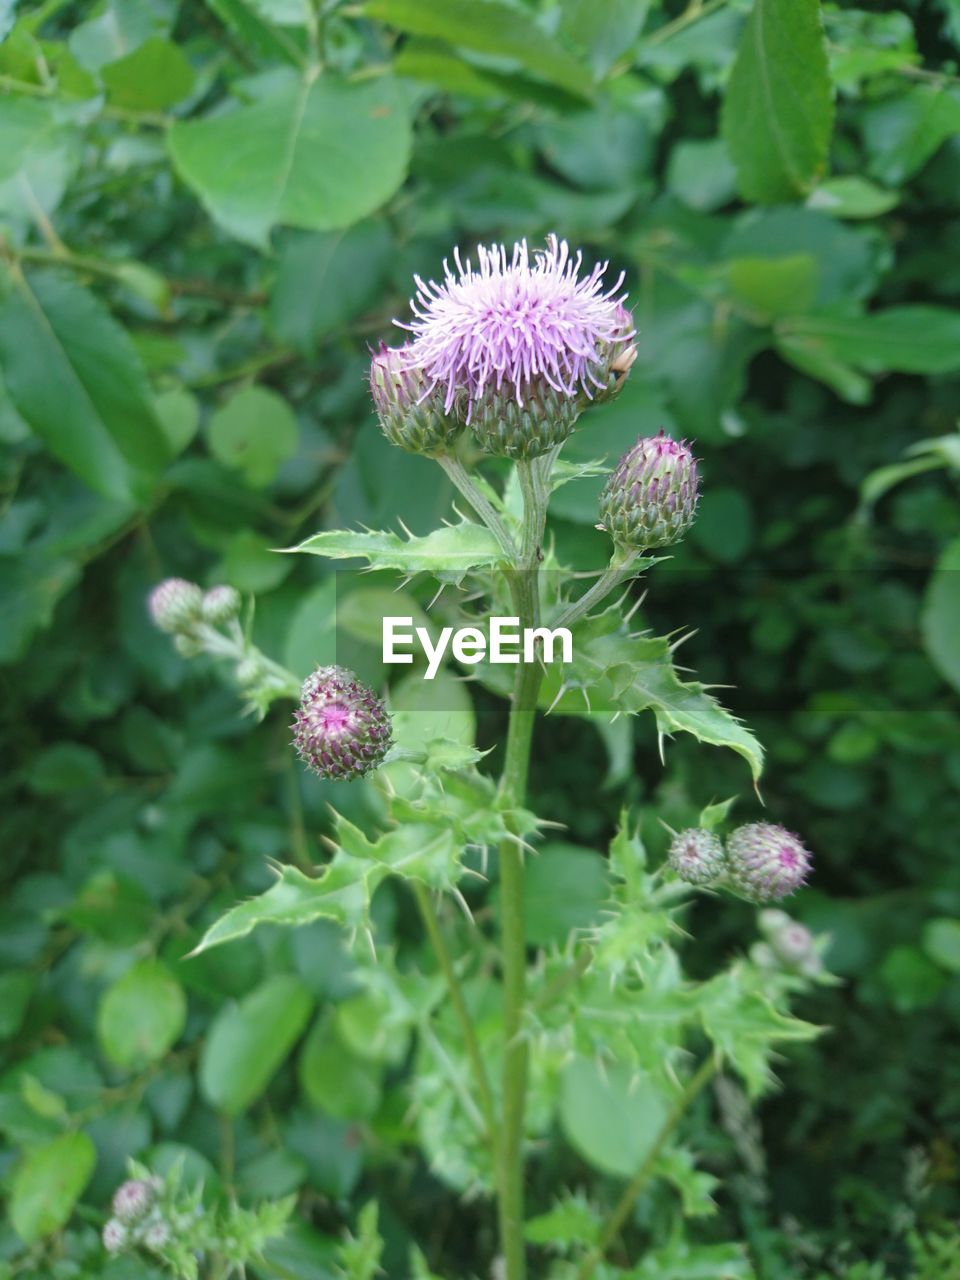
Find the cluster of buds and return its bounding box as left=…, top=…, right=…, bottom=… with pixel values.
left=291, top=665, right=393, bottom=781
left=667, top=821, right=812, bottom=903
left=148, top=577, right=242, bottom=657
left=370, top=236, right=637, bottom=461
left=102, top=1177, right=170, bottom=1257
left=752, top=909, right=824, bottom=978
left=599, top=430, right=700, bottom=552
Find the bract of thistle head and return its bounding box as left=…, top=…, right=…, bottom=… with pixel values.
left=201, top=584, right=241, bottom=625
left=598, top=429, right=699, bottom=551
left=369, top=342, right=463, bottom=456
left=667, top=827, right=726, bottom=885
left=397, top=235, right=635, bottom=457
left=111, top=1178, right=156, bottom=1224
left=726, top=823, right=812, bottom=903
left=291, top=665, right=393, bottom=781
left=148, top=578, right=203, bottom=634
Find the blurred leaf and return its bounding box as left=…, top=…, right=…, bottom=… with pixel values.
left=208, top=385, right=299, bottom=486
left=862, top=86, right=960, bottom=185
left=880, top=945, right=944, bottom=1012
left=283, top=578, right=338, bottom=678
left=101, top=36, right=195, bottom=109
left=200, top=975, right=313, bottom=1114
left=154, top=387, right=199, bottom=454
left=26, top=742, right=105, bottom=795
left=10, top=1131, right=96, bottom=1244
left=559, top=1056, right=669, bottom=1177
left=807, top=176, right=899, bottom=220
left=923, top=918, right=960, bottom=973
left=298, top=1013, right=382, bottom=1120
left=206, top=0, right=307, bottom=64
left=922, top=538, right=960, bottom=693
left=522, top=843, right=609, bottom=947
left=97, top=961, right=187, bottom=1070
left=0, top=272, right=170, bottom=502
left=0, top=98, right=76, bottom=230
left=68, top=0, right=175, bottom=72
left=690, top=488, right=754, bottom=563
left=722, top=0, right=833, bottom=202
left=0, top=972, right=33, bottom=1039
left=270, top=221, right=392, bottom=355
left=364, top=0, right=593, bottom=97
left=723, top=254, right=818, bottom=319
left=666, top=137, right=737, bottom=212
left=558, top=0, right=651, bottom=76
left=168, top=72, right=413, bottom=247
left=777, top=307, right=960, bottom=376
left=221, top=529, right=294, bottom=592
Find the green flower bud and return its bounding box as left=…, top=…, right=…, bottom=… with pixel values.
left=598, top=430, right=699, bottom=551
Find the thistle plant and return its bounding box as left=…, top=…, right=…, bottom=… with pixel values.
left=149, top=236, right=824, bottom=1280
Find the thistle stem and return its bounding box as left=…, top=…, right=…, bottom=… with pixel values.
left=553, top=550, right=641, bottom=631
left=437, top=453, right=518, bottom=561
left=412, top=882, right=498, bottom=1146
left=495, top=454, right=554, bottom=1280
left=574, top=1056, right=718, bottom=1280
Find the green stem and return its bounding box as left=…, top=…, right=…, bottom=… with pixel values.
left=437, top=453, right=518, bottom=561
left=574, top=1056, right=718, bottom=1280
left=554, top=550, right=641, bottom=631
left=412, top=881, right=498, bottom=1147
left=496, top=454, right=554, bottom=1280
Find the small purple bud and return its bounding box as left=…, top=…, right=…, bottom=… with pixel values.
left=111, top=1178, right=156, bottom=1223
left=598, top=429, right=699, bottom=551
left=102, top=1219, right=128, bottom=1254
left=143, top=1219, right=172, bottom=1251
left=291, top=666, right=393, bottom=781
left=727, top=823, right=812, bottom=903
left=148, top=578, right=203, bottom=634
left=370, top=343, right=463, bottom=456
left=759, top=909, right=817, bottom=969
left=201, top=584, right=241, bottom=625
left=668, top=828, right=726, bottom=885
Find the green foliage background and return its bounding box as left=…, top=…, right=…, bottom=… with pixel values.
left=1, top=0, right=959, bottom=1276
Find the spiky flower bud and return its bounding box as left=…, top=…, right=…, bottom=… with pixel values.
left=111, top=1178, right=156, bottom=1224
left=726, top=823, right=812, bottom=903
left=668, top=827, right=726, bottom=885
left=202, top=584, right=241, bottom=625
left=174, top=633, right=204, bottom=659
left=292, top=666, right=393, bottom=781
left=102, top=1219, right=128, bottom=1254
left=598, top=429, right=699, bottom=551
left=370, top=343, right=463, bottom=456
left=148, top=578, right=203, bottom=634
left=143, top=1220, right=172, bottom=1252
left=759, top=909, right=817, bottom=970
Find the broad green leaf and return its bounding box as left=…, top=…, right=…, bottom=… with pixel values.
left=168, top=72, right=412, bottom=247
left=862, top=85, right=960, bottom=186
left=27, top=743, right=105, bottom=795
left=559, top=1055, right=669, bottom=1177
left=558, top=0, right=651, bottom=76
left=270, top=221, right=393, bottom=355
left=154, top=387, right=199, bottom=454
left=806, top=176, right=899, bottom=220
left=298, top=1013, right=382, bottom=1120
left=200, top=975, right=313, bottom=1114
left=522, top=844, right=609, bottom=947
left=666, top=137, right=737, bottom=212
left=364, top=0, right=593, bottom=97
left=207, top=385, right=299, bottom=486
left=68, top=0, right=175, bottom=73
left=777, top=307, right=960, bottom=376
left=923, top=919, right=960, bottom=973
left=10, top=1131, right=96, bottom=1243
left=0, top=972, right=34, bottom=1039
left=0, top=272, right=170, bottom=502
left=97, top=961, right=187, bottom=1070
left=722, top=0, right=834, bottom=203
left=289, top=519, right=505, bottom=577
left=723, top=254, right=818, bottom=319
left=206, top=0, right=307, bottom=65
left=0, top=98, right=77, bottom=230
left=283, top=578, right=338, bottom=679
left=250, top=0, right=310, bottom=24
left=921, top=538, right=960, bottom=693
left=101, top=36, right=195, bottom=110
left=775, top=331, right=870, bottom=405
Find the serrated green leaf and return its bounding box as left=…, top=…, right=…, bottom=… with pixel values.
left=722, top=0, right=834, bottom=203
left=289, top=519, right=504, bottom=578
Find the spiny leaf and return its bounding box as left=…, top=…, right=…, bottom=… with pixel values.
left=287, top=518, right=505, bottom=581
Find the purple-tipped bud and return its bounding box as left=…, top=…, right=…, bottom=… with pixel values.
left=598, top=429, right=699, bottom=551
left=668, top=827, right=726, bottom=885
left=102, top=1219, right=128, bottom=1254
left=726, top=823, right=812, bottom=903
left=143, top=1219, right=172, bottom=1252
left=759, top=909, right=817, bottom=969
left=111, top=1178, right=156, bottom=1223
left=148, top=578, right=203, bottom=634
left=370, top=343, right=463, bottom=456
left=292, top=666, right=393, bottom=781
left=201, top=584, right=241, bottom=625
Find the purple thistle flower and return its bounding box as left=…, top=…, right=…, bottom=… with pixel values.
left=668, top=827, right=726, bottom=885
left=726, top=823, right=812, bottom=903
left=398, top=235, right=635, bottom=422
left=598, top=429, right=700, bottom=550
left=291, top=666, right=393, bottom=781
left=102, top=1219, right=129, bottom=1254
left=111, top=1178, right=156, bottom=1223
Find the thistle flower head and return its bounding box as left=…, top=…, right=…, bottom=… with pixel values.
left=668, top=827, right=726, bottom=885
left=598, top=429, right=699, bottom=551
left=369, top=342, right=463, bottom=456
left=201, top=584, right=241, bottom=625
left=759, top=909, right=817, bottom=969
left=726, top=823, right=812, bottom=903
left=111, top=1178, right=156, bottom=1224
left=292, top=665, right=393, bottom=781
left=143, top=1220, right=172, bottom=1252
left=102, top=1219, right=128, bottom=1254
left=148, top=578, right=203, bottom=634
left=398, top=235, right=635, bottom=425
